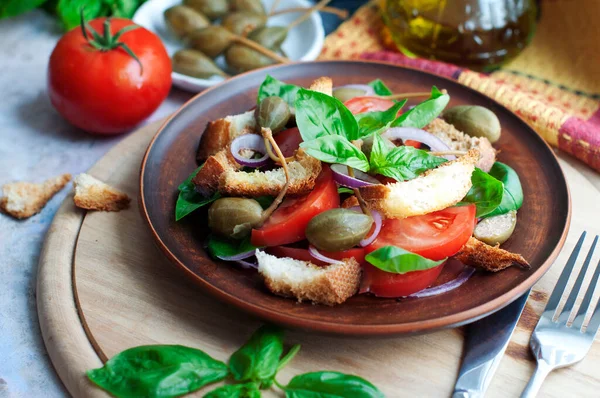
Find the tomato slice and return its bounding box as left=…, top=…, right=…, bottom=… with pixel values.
left=274, top=127, right=302, bottom=157
left=344, top=97, right=398, bottom=114
left=365, top=204, right=477, bottom=261
left=403, top=140, right=422, bottom=149
left=251, top=166, right=339, bottom=247
left=360, top=262, right=446, bottom=297
left=267, top=246, right=366, bottom=266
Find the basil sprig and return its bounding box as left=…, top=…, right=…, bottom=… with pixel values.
left=86, top=345, right=229, bottom=397
left=460, top=168, right=504, bottom=217
left=392, top=86, right=450, bottom=128
left=355, top=100, right=406, bottom=137
left=368, top=133, right=446, bottom=181
left=366, top=246, right=446, bottom=274
left=257, top=75, right=301, bottom=108
left=88, top=325, right=383, bottom=398
left=368, top=79, right=393, bottom=96
left=207, top=234, right=262, bottom=259
left=175, top=165, right=220, bottom=221
left=486, top=162, right=523, bottom=217
left=301, top=135, right=370, bottom=172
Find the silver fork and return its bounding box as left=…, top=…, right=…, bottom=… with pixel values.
left=521, top=231, right=600, bottom=398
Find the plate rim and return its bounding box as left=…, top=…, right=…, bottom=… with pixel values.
left=139, top=59, right=572, bottom=335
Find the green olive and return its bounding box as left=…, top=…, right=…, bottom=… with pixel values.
left=306, top=209, right=373, bottom=252
left=172, top=49, right=228, bottom=79
left=255, top=96, right=291, bottom=133
left=225, top=44, right=276, bottom=73
left=333, top=87, right=367, bottom=103
left=442, top=105, right=501, bottom=143
left=361, top=134, right=395, bottom=160
left=187, top=26, right=235, bottom=58
left=208, top=198, right=263, bottom=239
left=474, top=210, right=517, bottom=245
left=183, top=0, right=228, bottom=20
left=230, top=0, right=266, bottom=15
left=247, top=26, right=288, bottom=50
left=221, top=12, right=267, bottom=36
left=163, top=5, right=210, bottom=39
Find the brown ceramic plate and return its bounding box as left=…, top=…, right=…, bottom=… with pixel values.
left=140, top=61, right=570, bottom=336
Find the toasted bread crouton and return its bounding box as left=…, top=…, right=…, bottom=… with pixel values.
left=73, top=174, right=130, bottom=212
left=309, top=77, right=333, bottom=96
left=196, top=110, right=257, bottom=162
left=358, top=149, right=479, bottom=219
left=192, top=148, right=242, bottom=196
left=0, top=174, right=71, bottom=219
left=454, top=237, right=530, bottom=272
left=425, top=118, right=496, bottom=172
left=256, top=250, right=361, bottom=305
left=219, top=150, right=322, bottom=197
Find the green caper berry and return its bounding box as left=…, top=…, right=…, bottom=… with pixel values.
left=255, top=96, right=291, bottom=134
left=208, top=198, right=263, bottom=239
left=306, top=209, right=373, bottom=252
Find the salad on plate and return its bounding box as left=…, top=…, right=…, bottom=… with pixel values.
left=175, top=75, right=529, bottom=305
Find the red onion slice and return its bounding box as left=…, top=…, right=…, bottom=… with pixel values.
left=348, top=206, right=382, bottom=247
left=230, top=134, right=270, bottom=167
left=308, top=245, right=343, bottom=265
left=235, top=259, right=258, bottom=269
left=331, top=164, right=379, bottom=188
left=333, top=84, right=376, bottom=97
left=408, top=267, right=475, bottom=298
left=215, top=248, right=256, bottom=262
left=382, top=127, right=455, bottom=160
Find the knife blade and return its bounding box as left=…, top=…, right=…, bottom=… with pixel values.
left=453, top=289, right=531, bottom=398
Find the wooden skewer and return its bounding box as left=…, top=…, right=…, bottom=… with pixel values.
left=268, top=0, right=282, bottom=16
left=287, top=0, right=332, bottom=31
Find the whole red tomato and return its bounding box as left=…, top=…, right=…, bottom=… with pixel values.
left=48, top=17, right=172, bottom=134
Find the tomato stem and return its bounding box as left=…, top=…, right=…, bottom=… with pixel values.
left=78, top=8, right=144, bottom=75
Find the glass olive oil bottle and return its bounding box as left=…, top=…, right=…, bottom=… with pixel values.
left=382, top=0, right=538, bottom=70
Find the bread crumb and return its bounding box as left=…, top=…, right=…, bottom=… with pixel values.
left=0, top=174, right=71, bottom=219
left=73, top=173, right=130, bottom=212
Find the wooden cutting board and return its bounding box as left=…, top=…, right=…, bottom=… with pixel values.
left=37, top=120, right=600, bottom=397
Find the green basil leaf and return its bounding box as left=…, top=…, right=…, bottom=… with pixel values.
left=295, top=88, right=359, bottom=141
left=460, top=168, right=504, bottom=217
left=369, top=134, right=446, bottom=181
left=355, top=100, right=406, bottom=138
left=0, top=0, right=47, bottom=18
left=285, top=371, right=384, bottom=398
left=204, top=382, right=261, bottom=398
left=368, top=79, right=393, bottom=96
left=366, top=246, right=445, bottom=274
left=207, top=234, right=261, bottom=258
left=277, top=344, right=301, bottom=372
left=229, top=325, right=284, bottom=387
left=391, top=86, right=450, bottom=128
left=106, top=0, right=143, bottom=18
left=57, top=0, right=105, bottom=30
left=486, top=162, right=523, bottom=217
left=300, top=135, right=369, bottom=172
left=87, top=345, right=229, bottom=398
left=337, top=186, right=354, bottom=195
left=175, top=165, right=220, bottom=221
left=257, top=75, right=301, bottom=108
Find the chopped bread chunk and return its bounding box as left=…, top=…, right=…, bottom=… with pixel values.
left=219, top=150, right=322, bottom=197
left=454, top=237, right=530, bottom=272
left=308, top=76, right=333, bottom=96
left=73, top=174, right=130, bottom=212
left=192, top=148, right=242, bottom=196
left=358, top=149, right=479, bottom=219
left=196, top=110, right=257, bottom=162
left=0, top=174, right=71, bottom=219
left=425, top=118, right=496, bottom=172
left=256, top=250, right=361, bottom=306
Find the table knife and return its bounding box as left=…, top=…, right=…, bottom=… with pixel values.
left=453, top=290, right=531, bottom=398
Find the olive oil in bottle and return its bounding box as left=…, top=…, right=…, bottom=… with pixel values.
left=382, top=0, right=538, bottom=70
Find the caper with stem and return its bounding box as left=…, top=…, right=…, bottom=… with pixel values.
left=163, top=5, right=210, bottom=39
left=225, top=44, right=276, bottom=73
left=183, top=0, right=228, bottom=20
left=222, top=12, right=267, bottom=36
left=172, top=49, right=228, bottom=79
left=230, top=0, right=266, bottom=15
left=187, top=26, right=236, bottom=58
left=474, top=211, right=517, bottom=245
left=208, top=198, right=264, bottom=239
left=247, top=26, right=288, bottom=50
left=442, top=105, right=501, bottom=143
left=255, top=96, right=291, bottom=134
left=306, top=209, right=373, bottom=252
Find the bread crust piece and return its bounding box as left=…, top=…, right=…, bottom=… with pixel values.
left=219, top=149, right=322, bottom=197
left=196, top=110, right=257, bottom=162
left=73, top=174, right=130, bottom=212
left=454, top=237, right=530, bottom=272
left=0, top=174, right=71, bottom=219
left=358, top=149, right=479, bottom=219
left=308, top=76, right=333, bottom=96
left=192, top=148, right=242, bottom=196
left=256, top=250, right=361, bottom=305
left=425, top=118, right=496, bottom=172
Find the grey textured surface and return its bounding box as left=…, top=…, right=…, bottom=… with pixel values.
left=0, top=11, right=191, bottom=397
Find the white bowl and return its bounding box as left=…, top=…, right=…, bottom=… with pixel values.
left=133, top=0, right=325, bottom=92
